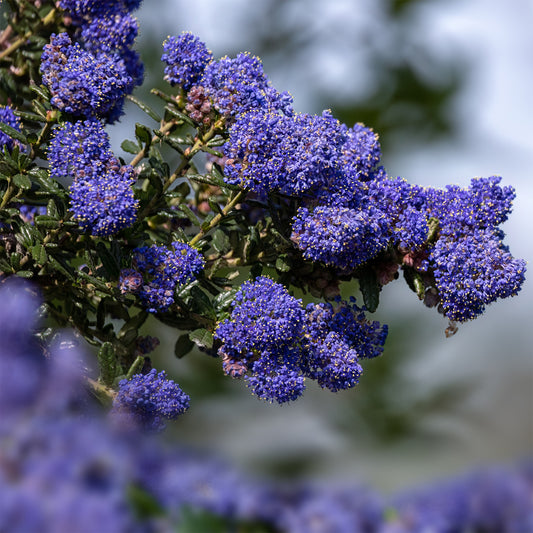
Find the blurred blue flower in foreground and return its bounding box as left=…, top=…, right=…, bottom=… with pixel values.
left=0, top=279, right=531, bottom=531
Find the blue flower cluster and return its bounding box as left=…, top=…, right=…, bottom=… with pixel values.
left=161, top=34, right=292, bottom=120
left=201, top=52, right=293, bottom=118
left=40, top=33, right=133, bottom=122
left=42, top=1, right=143, bottom=122
left=112, top=369, right=190, bottom=432
left=221, top=84, right=525, bottom=321
left=162, top=32, right=213, bottom=90
left=224, top=110, right=346, bottom=197
left=291, top=205, right=390, bottom=272
left=128, top=241, right=205, bottom=313
left=49, top=119, right=138, bottom=235
left=0, top=279, right=530, bottom=531
left=0, top=104, right=22, bottom=151
left=215, top=277, right=387, bottom=403
left=420, top=176, right=526, bottom=321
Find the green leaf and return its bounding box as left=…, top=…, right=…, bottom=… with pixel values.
left=359, top=268, right=380, bottom=313
left=97, top=342, right=117, bottom=386
left=275, top=255, right=291, bottom=272
left=30, top=244, right=47, bottom=265
left=213, top=287, right=238, bottom=313
left=29, top=83, right=51, bottom=101
left=126, top=95, right=161, bottom=123
left=0, top=122, right=27, bottom=144
left=12, top=173, right=32, bottom=190
left=135, top=123, right=152, bottom=145
left=34, top=215, right=60, bottom=229
left=174, top=333, right=195, bottom=358
left=164, top=106, right=195, bottom=127
left=189, top=285, right=215, bottom=318
left=16, top=270, right=34, bottom=278
left=212, top=229, right=230, bottom=254
left=176, top=203, right=199, bottom=225
left=189, top=328, right=214, bottom=350
left=121, top=139, right=140, bottom=154
left=96, top=241, right=120, bottom=279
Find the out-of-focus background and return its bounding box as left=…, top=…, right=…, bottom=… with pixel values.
left=112, top=0, right=532, bottom=492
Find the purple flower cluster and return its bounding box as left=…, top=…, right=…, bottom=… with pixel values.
left=43, top=1, right=143, bottom=122
left=128, top=241, right=205, bottom=312
left=112, top=369, right=190, bottom=431
left=49, top=119, right=138, bottom=235
left=40, top=33, right=134, bottom=122
left=421, top=176, right=526, bottom=321
left=291, top=205, right=391, bottom=271
left=224, top=109, right=346, bottom=197
left=162, top=32, right=213, bottom=90
left=201, top=52, right=293, bottom=118
left=430, top=229, right=526, bottom=322
left=215, top=277, right=387, bottom=402
left=0, top=104, right=22, bottom=152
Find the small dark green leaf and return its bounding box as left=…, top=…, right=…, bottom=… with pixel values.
left=208, top=197, right=223, bottom=214
left=97, top=342, right=116, bottom=386
left=275, top=255, right=291, bottom=272
left=135, top=123, right=152, bottom=145
left=16, top=270, right=34, bottom=278
left=12, top=173, right=32, bottom=190
left=30, top=244, right=47, bottom=265
left=29, top=83, right=51, bottom=101
left=0, top=122, right=27, bottom=144
left=121, top=139, right=140, bottom=154
left=47, top=199, right=59, bottom=218
left=176, top=204, right=199, bottom=225
left=189, top=328, right=213, bottom=350
left=213, top=288, right=238, bottom=313
left=174, top=333, right=195, bottom=358
left=164, top=106, right=195, bottom=127
left=359, top=268, right=380, bottom=313
left=35, top=215, right=60, bottom=228
left=212, top=229, right=230, bottom=254
left=96, top=241, right=120, bottom=279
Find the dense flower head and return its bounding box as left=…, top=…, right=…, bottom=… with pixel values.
left=58, top=0, right=142, bottom=18
left=302, top=299, right=387, bottom=391
left=245, top=351, right=306, bottom=403
left=133, top=241, right=205, bottom=312
left=425, top=176, right=515, bottom=233
left=223, top=109, right=346, bottom=197
left=216, top=279, right=388, bottom=402
left=49, top=119, right=111, bottom=177
left=69, top=162, right=138, bottom=235
left=215, top=276, right=305, bottom=360
left=0, top=104, right=22, bottom=152
left=49, top=119, right=139, bottom=235
left=305, top=299, right=388, bottom=359
left=367, top=175, right=429, bottom=250
left=162, top=32, right=213, bottom=90
left=291, top=205, right=391, bottom=272
left=40, top=33, right=134, bottom=121
left=112, top=369, right=190, bottom=431
left=430, top=229, right=526, bottom=322
left=342, top=123, right=382, bottom=181
left=201, top=52, right=293, bottom=118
